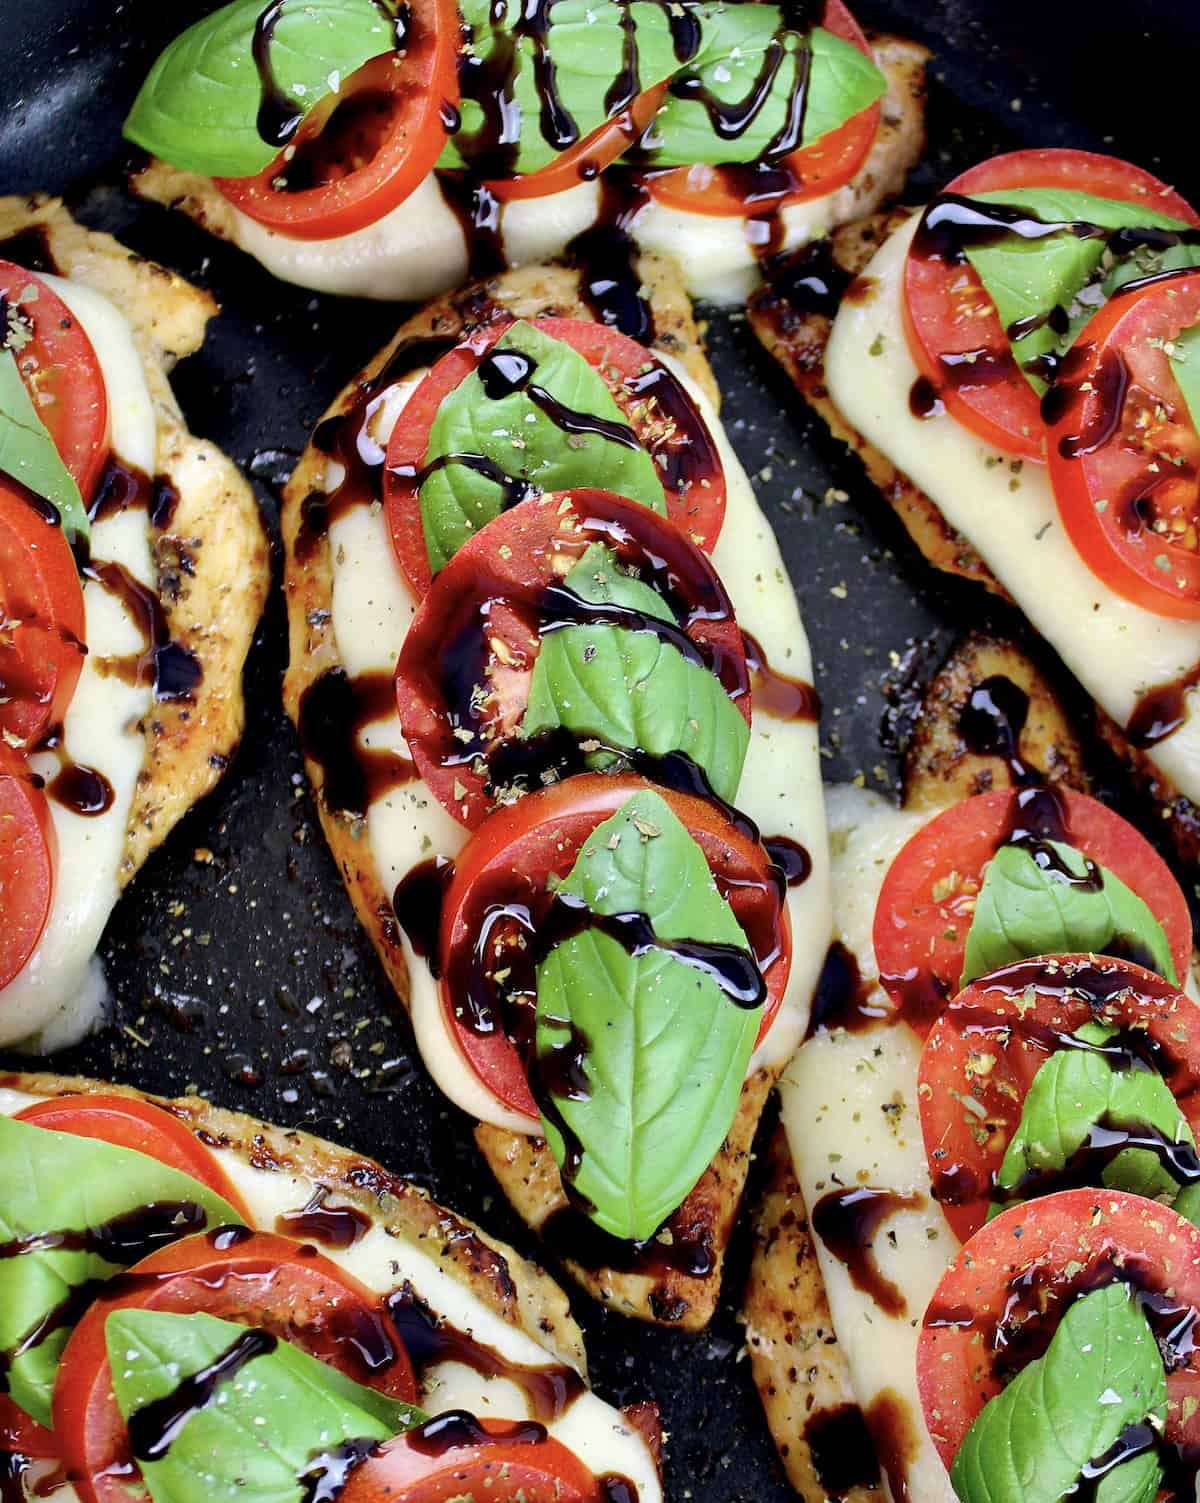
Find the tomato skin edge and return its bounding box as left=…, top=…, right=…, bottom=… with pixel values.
left=0, top=740, right=57, bottom=991
left=215, top=0, right=462, bottom=241
left=53, top=1231, right=418, bottom=1503
left=15, top=1093, right=254, bottom=1222
left=643, top=0, right=880, bottom=216
left=917, top=954, right=1200, bottom=1244
left=902, top=148, right=1200, bottom=462
left=871, top=786, right=1193, bottom=1036
left=436, top=772, right=791, bottom=1120
left=916, top=1188, right=1200, bottom=1473
left=1045, top=271, right=1200, bottom=619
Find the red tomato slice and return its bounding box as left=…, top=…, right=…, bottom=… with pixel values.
left=871, top=786, right=1191, bottom=1036
left=383, top=316, right=727, bottom=595
left=0, top=481, right=86, bottom=745
left=0, top=261, right=109, bottom=503
left=337, top=1417, right=600, bottom=1503
left=55, top=1231, right=418, bottom=1503
left=216, top=0, right=460, bottom=241
left=0, top=740, right=55, bottom=990
left=394, top=488, right=749, bottom=830
left=16, top=1093, right=252, bottom=1220
left=917, top=1189, right=1200, bottom=1474
left=487, top=83, right=669, bottom=201
left=0, top=1397, right=57, bottom=1459
left=435, top=772, right=791, bottom=1119
left=642, top=1, right=880, bottom=215
left=903, top=149, right=1200, bottom=462
left=918, top=955, right=1200, bottom=1244
left=1045, top=271, right=1200, bottom=617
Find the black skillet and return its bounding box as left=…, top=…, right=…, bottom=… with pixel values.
left=1, top=2, right=1196, bottom=1497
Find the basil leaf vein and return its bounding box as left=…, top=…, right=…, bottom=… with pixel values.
left=0, top=348, right=88, bottom=544
left=962, top=188, right=1200, bottom=396
left=960, top=839, right=1176, bottom=989
left=106, top=1308, right=424, bottom=1503
left=950, top=1283, right=1166, bottom=1503
left=521, top=542, right=750, bottom=801
left=0, top=1117, right=244, bottom=1427
left=534, top=787, right=761, bottom=1240
left=124, top=0, right=401, bottom=178
left=418, top=320, right=665, bottom=574
left=993, top=1037, right=1200, bottom=1224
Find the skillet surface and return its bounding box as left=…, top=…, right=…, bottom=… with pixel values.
left=1, top=2, right=1196, bottom=1496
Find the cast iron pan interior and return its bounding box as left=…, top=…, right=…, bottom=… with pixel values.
left=1, top=4, right=1196, bottom=1497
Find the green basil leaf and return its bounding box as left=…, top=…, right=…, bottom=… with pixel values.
left=0, top=1116, right=244, bottom=1427
left=1168, top=322, right=1200, bottom=434
left=961, top=188, right=1200, bottom=396
left=950, top=1283, right=1166, bottom=1503
left=960, top=839, right=1176, bottom=989
left=992, top=1040, right=1200, bottom=1223
left=535, top=787, right=761, bottom=1240
left=800, top=26, right=888, bottom=150
left=106, top=1308, right=424, bottom=1503
left=439, top=0, right=683, bottom=175
left=0, top=348, right=87, bottom=545
left=439, top=3, right=885, bottom=176
left=418, top=320, right=665, bottom=575
left=520, top=542, right=750, bottom=801
left=646, top=23, right=886, bottom=168
left=124, top=0, right=401, bottom=178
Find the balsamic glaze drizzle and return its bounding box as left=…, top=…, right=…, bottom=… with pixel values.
left=297, top=1439, right=380, bottom=1503
left=85, top=560, right=202, bottom=703
left=0, top=1203, right=209, bottom=1391
left=568, top=175, right=655, bottom=343
left=297, top=667, right=416, bottom=819
left=991, top=1116, right=1200, bottom=1207
left=276, top=1187, right=371, bottom=1250
left=386, top=1286, right=586, bottom=1424
left=299, top=333, right=461, bottom=563
left=127, top=1328, right=278, bottom=1462
left=1129, top=661, right=1200, bottom=749
left=407, top=1410, right=546, bottom=1457
left=762, top=236, right=851, bottom=320
left=253, top=0, right=305, bottom=147
left=810, top=1187, right=922, bottom=1317
left=252, top=0, right=408, bottom=150
left=802, top=1404, right=882, bottom=1498
left=914, top=193, right=1200, bottom=268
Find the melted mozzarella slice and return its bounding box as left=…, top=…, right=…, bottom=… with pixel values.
left=0, top=279, right=157, bottom=1051
left=225, top=170, right=861, bottom=307
left=779, top=785, right=953, bottom=1503
left=0, top=1086, right=661, bottom=1500
left=324, top=356, right=831, bottom=1133
left=824, top=217, right=1200, bottom=807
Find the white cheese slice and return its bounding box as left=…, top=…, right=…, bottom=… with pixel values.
left=0, top=278, right=156, bottom=1051
left=224, top=169, right=857, bottom=307
left=824, top=217, right=1200, bottom=807
left=40, top=274, right=157, bottom=476
left=779, top=784, right=953, bottom=1503
left=0, top=1086, right=661, bottom=1501
left=324, top=355, right=831, bottom=1133
left=633, top=174, right=898, bottom=308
